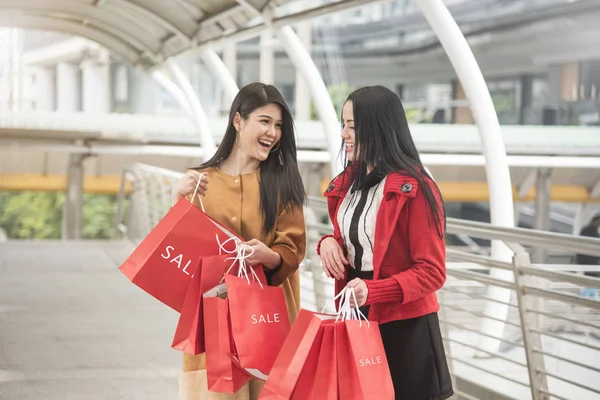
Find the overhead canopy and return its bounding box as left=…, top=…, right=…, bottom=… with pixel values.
left=0, top=0, right=281, bottom=67
left=0, top=0, right=382, bottom=69
left=2, top=0, right=597, bottom=75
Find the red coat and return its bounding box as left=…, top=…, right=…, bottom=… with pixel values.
left=317, top=169, right=446, bottom=325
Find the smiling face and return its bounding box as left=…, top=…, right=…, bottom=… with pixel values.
left=234, top=103, right=283, bottom=162
left=341, top=100, right=356, bottom=161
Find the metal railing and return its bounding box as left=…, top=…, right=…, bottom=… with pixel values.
left=112, top=163, right=184, bottom=242
left=114, top=163, right=600, bottom=400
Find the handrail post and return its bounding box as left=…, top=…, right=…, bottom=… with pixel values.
left=124, top=169, right=151, bottom=241
left=136, top=172, right=152, bottom=239
left=512, top=250, right=549, bottom=400
left=145, top=171, right=160, bottom=229
left=112, top=168, right=129, bottom=239
left=158, top=176, right=172, bottom=218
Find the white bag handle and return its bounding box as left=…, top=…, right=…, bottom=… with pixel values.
left=191, top=172, right=206, bottom=212
left=330, top=287, right=370, bottom=327
left=321, top=288, right=348, bottom=314
left=216, top=235, right=264, bottom=289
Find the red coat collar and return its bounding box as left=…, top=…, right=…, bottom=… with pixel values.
left=324, top=169, right=419, bottom=199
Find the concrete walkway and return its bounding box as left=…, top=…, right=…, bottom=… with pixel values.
left=0, top=241, right=181, bottom=400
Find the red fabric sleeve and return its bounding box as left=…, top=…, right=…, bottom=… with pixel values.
left=365, top=278, right=404, bottom=305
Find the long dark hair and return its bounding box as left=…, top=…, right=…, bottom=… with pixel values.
left=198, top=82, right=306, bottom=233
left=341, top=85, right=445, bottom=237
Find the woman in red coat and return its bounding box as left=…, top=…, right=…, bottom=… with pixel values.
left=317, top=86, right=453, bottom=400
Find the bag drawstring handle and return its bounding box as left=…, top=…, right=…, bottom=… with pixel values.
left=348, top=287, right=370, bottom=327
left=323, top=287, right=370, bottom=327
left=321, top=288, right=347, bottom=314
left=216, top=235, right=263, bottom=289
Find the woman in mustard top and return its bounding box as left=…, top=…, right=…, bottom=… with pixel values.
left=171, top=82, right=306, bottom=400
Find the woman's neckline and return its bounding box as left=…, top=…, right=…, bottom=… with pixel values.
left=215, top=164, right=259, bottom=177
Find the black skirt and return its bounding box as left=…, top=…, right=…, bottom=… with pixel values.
left=371, top=311, right=454, bottom=400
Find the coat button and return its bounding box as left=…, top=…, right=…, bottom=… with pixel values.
left=401, top=183, right=413, bottom=193
left=232, top=216, right=238, bottom=221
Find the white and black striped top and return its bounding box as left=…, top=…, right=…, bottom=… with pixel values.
left=337, top=176, right=387, bottom=272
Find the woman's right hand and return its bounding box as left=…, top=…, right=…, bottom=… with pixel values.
left=171, top=170, right=208, bottom=205
left=319, top=237, right=348, bottom=281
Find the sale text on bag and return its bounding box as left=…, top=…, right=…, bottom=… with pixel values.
left=359, top=356, right=383, bottom=367
left=161, top=246, right=194, bottom=276
left=251, top=313, right=281, bottom=324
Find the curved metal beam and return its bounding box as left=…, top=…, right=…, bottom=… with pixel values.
left=0, top=13, right=141, bottom=65
left=277, top=26, right=341, bottom=177
left=151, top=70, right=193, bottom=116
left=167, top=59, right=217, bottom=156
left=0, top=3, right=161, bottom=55
left=417, top=0, right=515, bottom=355
left=199, top=49, right=239, bottom=104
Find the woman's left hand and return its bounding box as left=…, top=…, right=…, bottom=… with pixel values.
left=242, top=239, right=282, bottom=270
left=347, top=278, right=369, bottom=308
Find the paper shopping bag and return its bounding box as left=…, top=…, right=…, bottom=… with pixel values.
left=171, top=255, right=226, bottom=354
left=337, top=320, right=394, bottom=400
left=172, top=255, right=267, bottom=355
left=119, top=197, right=241, bottom=311
left=170, top=256, right=205, bottom=355
left=309, top=324, right=338, bottom=400
left=290, top=323, right=327, bottom=400
left=204, top=287, right=252, bottom=394
left=226, top=274, right=290, bottom=375
left=259, top=309, right=336, bottom=399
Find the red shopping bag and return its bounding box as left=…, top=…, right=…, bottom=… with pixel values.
left=310, top=324, right=338, bottom=400
left=170, top=256, right=206, bottom=354
left=203, top=289, right=252, bottom=394
left=226, top=274, right=290, bottom=375
left=119, top=197, right=241, bottom=311
left=290, top=323, right=327, bottom=400
left=171, top=255, right=225, bottom=354
left=259, top=309, right=336, bottom=399
left=172, top=255, right=267, bottom=355
left=337, top=320, right=394, bottom=400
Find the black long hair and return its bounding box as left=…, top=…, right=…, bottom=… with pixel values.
left=341, top=85, right=445, bottom=237
left=198, top=82, right=306, bottom=233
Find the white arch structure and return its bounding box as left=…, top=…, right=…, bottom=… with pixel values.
left=1, top=0, right=515, bottom=350
left=418, top=0, right=514, bottom=354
